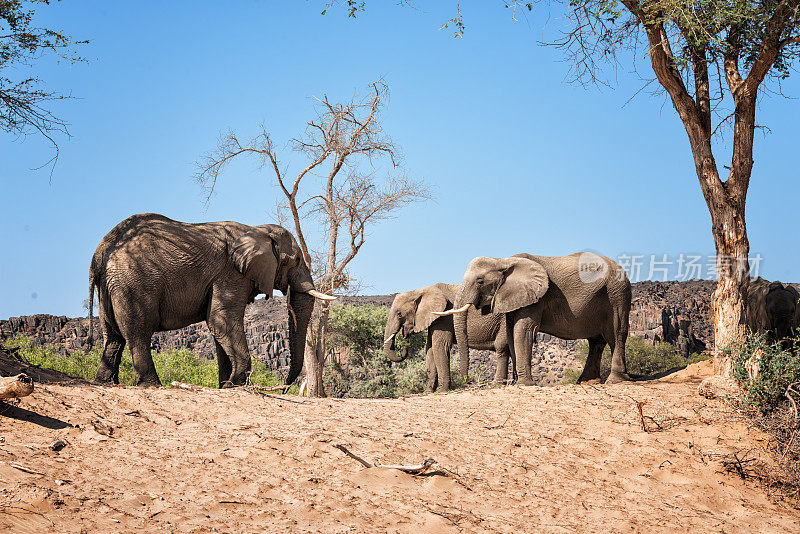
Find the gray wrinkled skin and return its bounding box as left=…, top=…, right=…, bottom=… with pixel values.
left=747, top=277, right=800, bottom=342
left=383, top=283, right=509, bottom=392
left=87, top=213, right=315, bottom=388
left=454, top=253, right=632, bottom=385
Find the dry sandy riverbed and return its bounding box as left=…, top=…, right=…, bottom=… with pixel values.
left=1, top=360, right=799, bottom=533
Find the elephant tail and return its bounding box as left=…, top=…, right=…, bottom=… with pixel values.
left=85, top=267, right=97, bottom=354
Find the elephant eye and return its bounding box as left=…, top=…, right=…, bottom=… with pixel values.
left=476, top=278, right=484, bottom=285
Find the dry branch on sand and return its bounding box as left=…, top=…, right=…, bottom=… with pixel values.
left=333, top=444, right=437, bottom=474
left=246, top=384, right=292, bottom=393
left=4, top=462, right=45, bottom=476
left=0, top=374, right=34, bottom=400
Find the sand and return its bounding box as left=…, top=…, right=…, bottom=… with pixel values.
left=1, top=360, right=798, bottom=533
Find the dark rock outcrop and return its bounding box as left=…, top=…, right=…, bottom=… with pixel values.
left=629, top=280, right=714, bottom=355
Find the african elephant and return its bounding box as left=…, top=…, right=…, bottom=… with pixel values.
left=383, top=283, right=510, bottom=392
left=437, top=252, right=632, bottom=385
left=747, top=277, right=799, bottom=341
left=86, top=213, right=334, bottom=387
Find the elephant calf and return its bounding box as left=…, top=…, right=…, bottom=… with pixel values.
left=383, top=283, right=510, bottom=392
left=87, top=213, right=334, bottom=387
left=747, top=277, right=799, bottom=342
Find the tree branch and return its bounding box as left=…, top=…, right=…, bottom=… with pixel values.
left=743, top=0, right=800, bottom=95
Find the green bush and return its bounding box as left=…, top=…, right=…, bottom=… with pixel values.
left=1, top=335, right=282, bottom=389
left=566, top=335, right=708, bottom=383
left=624, top=336, right=708, bottom=377
left=733, top=335, right=800, bottom=413
left=323, top=340, right=429, bottom=398
left=395, top=357, right=428, bottom=395
left=562, top=368, right=580, bottom=384
left=326, top=304, right=388, bottom=361
left=324, top=303, right=429, bottom=398
left=327, top=303, right=426, bottom=361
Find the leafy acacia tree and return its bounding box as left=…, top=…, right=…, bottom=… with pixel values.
left=549, top=0, right=799, bottom=371
left=328, top=0, right=800, bottom=369
left=196, top=82, right=428, bottom=396
left=1, top=0, right=88, bottom=167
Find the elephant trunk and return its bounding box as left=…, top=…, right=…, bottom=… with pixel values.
left=772, top=316, right=794, bottom=341
left=384, top=338, right=405, bottom=362
left=383, top=316, right=405, bottom=362
left=285, top=289, right=314, bottom=385
left=453, top=287, right=471, bottom=380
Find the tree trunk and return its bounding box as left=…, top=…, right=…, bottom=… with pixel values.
left=709, top=205, right=750, bottom=375
left=304, top=177, right=341, bottom=398
left=667, top=127, right=750, bottom=367
left=303, top=308, right=328, bottom=398
left=691, top=156, right=750, bottom=375
left=700, top=95, right=755, bottom=374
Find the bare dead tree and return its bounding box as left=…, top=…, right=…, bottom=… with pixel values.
left=196, top=81, right=430, bottom=397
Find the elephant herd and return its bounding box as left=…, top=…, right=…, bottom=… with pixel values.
left=385, top=253, right=633, bottom=391
left=86, top=214, right=800, bottom=391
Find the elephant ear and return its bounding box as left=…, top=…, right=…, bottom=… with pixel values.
left=413, top=285, right=450, bottom=333
left=768, top=281, right=785, bottom=293
left=493, top=257, right=549, bottom=314
left=786, top=285, right=800, bottom=304
left=230, top=229, right=279, bottom=298
left=791, top=286, right=800, bottom=328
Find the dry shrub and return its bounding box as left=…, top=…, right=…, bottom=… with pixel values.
left=729, top=335, right=800, bottom=502
left=731, top=402, right=800, bottom=502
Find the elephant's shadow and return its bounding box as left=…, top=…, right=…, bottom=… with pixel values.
left=629, top=366, right=688, bottom=381
left=0, top=402, right=72, bottom=430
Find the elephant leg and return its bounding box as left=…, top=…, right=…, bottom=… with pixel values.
left=207, top=289, right=250, bottom=388
left=109, top=290, right=160, bottom=386
left=127, top=334, right=160, bottom=386
left=510, top=343, right=518, bottom=382
left=424, top=334, right=437, bottom=393
left=505, top=317, right=517, bottom=383
left=209, top=324, right=250, bottom=387
left=431, top=327, right=453, bottom=392
left=214, top=339, right=233, bottom=387
left=493, top=346, right=510, bottom=385
left=606, top=307, right=631, bottom=384
left=510, top=308, right=540, bottom=386
left=96, top=327, right=125, bottom=384
left=577, top=336, right=606, bottom=383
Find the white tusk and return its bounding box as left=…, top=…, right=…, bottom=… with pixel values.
left=432, top=304, right=470, bottom=317
left=307, top=289, right=337, bottom=301
left=384, top=333, right=395, bottom=344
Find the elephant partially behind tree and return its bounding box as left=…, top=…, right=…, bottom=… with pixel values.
left=746, top=277, right=799, bottom=341
left=438, top=252, right=631, bottom=385
left=86, top=213, right=334, bottom=387
left=383, top=283, right=510, bottom=392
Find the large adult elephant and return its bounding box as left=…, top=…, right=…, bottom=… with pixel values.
left=437, top=252, right=632, bottom=385
left=747, top=277, right=799, bottom=341
left=382, top=283, right=510, bottom=391
left=86, top=213, right=334, bottom=387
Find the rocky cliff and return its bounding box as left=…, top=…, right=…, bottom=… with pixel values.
left=0, top=281, right=719, bottom=385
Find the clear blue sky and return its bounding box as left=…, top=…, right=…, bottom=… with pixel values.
left=1, top=1, right=798, bottom=319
